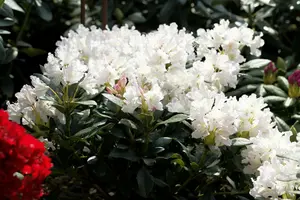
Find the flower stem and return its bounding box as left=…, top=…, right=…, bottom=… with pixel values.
left=176, top=175, right=194, bottom=193
left=16, top=2, right=33, bottom=42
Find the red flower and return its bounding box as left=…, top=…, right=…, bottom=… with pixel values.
left=0, top=110, right=52, bottom=200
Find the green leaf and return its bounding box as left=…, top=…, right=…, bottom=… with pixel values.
left=20, top=47, right=46, bottom=57
left=277, top=76, right=289, bottom=92
left=137, top=168, right=154, bottom=198
left=119, top=119, right=137, bottom=129
left=172, top=158, right=185, bottom=167
left=113, top=8, right=124, bottom=21
left=231, top=138, right=252, bottom=146
left=128, top=12, right=146, bottom=23
left=240, top=59, right=271, bottom=70
left=36, top=2, right=52, bottom=21
left=157, top=114, right=188, bottom=125
left=154, top=147, right=165, bottom=154
left=263, top=96, right=286, bottom=104
left=109, top=149, right=139, bottom=161
left=75, top=100, right=97, bottom=106
left=246, top=69, right=264, bottom=77
left=290, top=122, right=298, bottom=142
left=226, top=84, right=259, bottom=97
left=0, top=4, right=14, bottom=18
left=292, top=114, right=300, bottom=120
left=275, top=117, right=290, bottom=132
left=0, top=76, right=13, bottom=97
left=171, top=153, right=182, bottom=159
left=0, top=29, right=10, bottom=34
left=0, top=18, right=14, bottom=27
left=159, top=0, right=178, bottom=23
left=102, top=93, right=124, bottom=107
left=154, top=137, right=172, bottom=147
left=276, top=57, right=286, bottom=72
left=283, top=97, right=296, bottom=108
left=238, top=76, right=263, bottom=86
left=263, top=85, right=288, bottom=97
left=256, top=84, right=267, bottom=97
left=4, top=0, right=24, bottom=12
left=190, top=162, right=199, bottom=171
left=2, top=47, right=17, bottom=64
left=0, top=40, right=5, bottom=61
left=0, top=0, right=4, bottom=7
left=73, top=127, right=95, bottom=137
left=143, top=158, right=156, bottom=166
left=153, top=178, right=168, bottom=188
left=110, top=127, right=126, bottom=138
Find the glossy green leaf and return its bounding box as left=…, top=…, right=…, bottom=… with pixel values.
left=154, top=137, right=172, bottom=147
left=276, top=57, right=286, bottom=72
left=263, top=96, right=286, bottom=104
left=143, top=158, right=156, bottom=166
left=172, top=158, right=185, bottom=167
left=283, top=97, right=296, bottom=108
left=102, top=93, right=124, bottom=107
left=128, top=12, right=146, bottom=23
left=0, top=76, right=13, bottom=97
left=275, top=117, right=290, bottom=132
left=137, top=167, right=154, bottom=198
left=0, top=18, right=14, bottom=27
left=109, top=149, right=139, bottom=162
left=256, top=84, right=267, bottom=97
left=159, top=0, right=177, bottom=23
left=240, top=59, right=271, bottom=70
left=0, top=4, right=14, bottom=18
left=263, top=85, right=288, bottom=97
left=226, top=84, right=259, bottom=97
left=247, top=69, right=264, bottom=77
left=231, top=138, right=252, bottom=146
left=0, top=29, right=10, bottom=34
left=73, top=127, right=95, bottom=137
left=119, top=119, right=137, bottom=129
left=75, top=100, right=97, bottom=106
left=110, top=128, right=126, bottom=139
left=292, top=114, right=300, bottom=120
left=153, top=178, right=168, bottom=188
left=277, top=76, right=289, bottom=92
left=2, top=47, right=17, bottom=64
left=4, top=0, right=24, bottom=12
left=157, top=114, right=188, bottom=125
left=0, top=40, right=5, bottom=61
left=36, top=2, right=53, bottom=21
left=114, top=8, right=124, bottom=21
left=238, top=76, right=263, bottom=86
left=154, top=147, right=165, bottom=154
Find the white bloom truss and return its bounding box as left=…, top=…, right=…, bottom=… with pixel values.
left=9, top=20, right=297, bottom=199
left=8, top=20, right=264, bottom=129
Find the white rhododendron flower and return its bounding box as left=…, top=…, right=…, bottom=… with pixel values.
left=10, top=20, right=295, bottom=199
left=8, top=20, right=264, bottom=127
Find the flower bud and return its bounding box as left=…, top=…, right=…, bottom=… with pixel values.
left=263, top=62, right=278, bottom=84
left=106, top=76, right=128, bottom=97
left=288, top=70, right=300, bottom=98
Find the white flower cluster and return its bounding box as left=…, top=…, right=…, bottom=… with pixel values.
left=241, top=129, right=300, bottom=199
left=7, top=19, right=300, bottom=199
left=190, top=94, right=275, bottom=146
left=7, top=20, right=264, bottom=128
